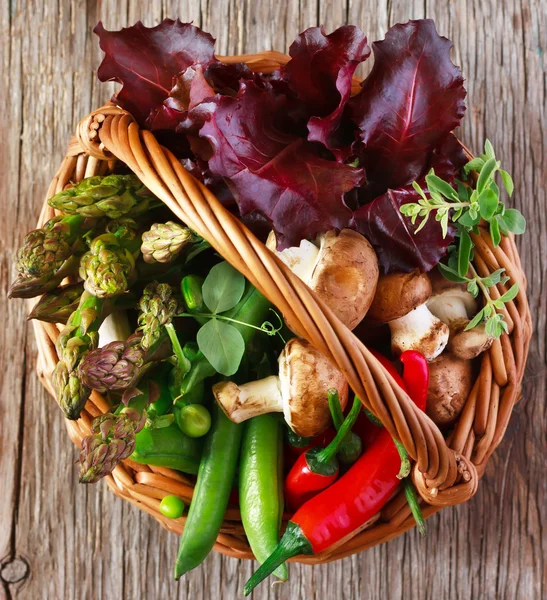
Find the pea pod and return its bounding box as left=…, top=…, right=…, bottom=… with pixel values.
left=240, top=415, right=287, bottom=581
left=174, top=402, right=243, bottom=578
left=131, top=423, right=203, bottom=474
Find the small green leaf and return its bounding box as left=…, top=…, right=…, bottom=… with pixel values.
left=458, top=210, right=480, bottom=229
left=477, top=158, right=498, bottom=194
left=425, top=173, right=459, bottom=201
left=500, top=169, right=514, bottom=196
left=478, top=188, right=499, bottom=220
left=196, top=319, right=245, bottom=376
left=438, top=262, right=468, bottom=283
left=489, top=180, right=500, bottom=198
left=458, top=229, right=473, bottom=277
left=467, top=280, right=479, bottom=297
left=490, top=216, right=501, bottom=247
left=502, top=208, right=526, bottom=234
left=464, top=157, right=485, bottom=174
left=465, top=309, right=486, bottom=330
left=498, top=282, right=519, bottom=303
left=202, top=261, right=246, bottom=314
left=484, top=139, right=496, bottom=160
left=480, top=268, right=505, bottom=287
left=496, top=215, right=510, bottom=235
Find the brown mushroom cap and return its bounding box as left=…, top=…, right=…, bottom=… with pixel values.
left=309, top=229, right=379, bottom=330
left=279, top=338, right=348, bottom=437
left=368, top=270, right=432, bottom=323
left=449, top=322, right=493, bottom=359
left=426, top=353, right=473, bottom=427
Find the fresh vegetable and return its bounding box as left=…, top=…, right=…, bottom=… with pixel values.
left=368, top=271, right=449, bottom=360
left=284, top=395, right=362, bottom=510
left=52, top=292, right=105, bottom=419
left=425, top=353, right=473, bottom=427
left=266, top=229, right=379, bottom=330
left=48, top=174, right=154, bottom=218
left=240, top=414, right=287, bottom=581
left=131, top=422, right=203, bottom=473
left=160, top=495, right=186, bottom=519
left=137, top=281, right=179, bottom=350
left=174, top=403, right=243, bottom=578
left=327, top=389, right=362, bottom=465
left=79, top=226, right=141, bottom=298
left=141, top=221, right=196, bottom=263
left=28, top=282, right=84, bottom=323
left=213, top=337, right=348, bottom=437
left=78, top=336, right=147, bottom=392
left=176, top=404, right=212, bottom=438
left=399, top=351, right=429, bottom=412
left=9, top=215, right=93, bottom=298
left=427, top=271, right=493, bottom=359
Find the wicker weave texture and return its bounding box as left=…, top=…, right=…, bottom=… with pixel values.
left=31, top=51, right=532, bottom=564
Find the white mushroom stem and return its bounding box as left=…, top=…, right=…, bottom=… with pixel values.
left=214, top=376, right=283, bottom=423
left=427, top=288, right=492, bottom=359
left=389, top=303, right=449, bottom=361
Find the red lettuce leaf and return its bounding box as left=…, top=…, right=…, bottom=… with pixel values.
left=199, top=82, right=363, bottom=249
left=351, top=148, right=458, bottom=273
left=282, top=26, right=370, bottom=160
left=349, top=19, right=466, bottom=189
left=94, top=20, right=217, bottom=125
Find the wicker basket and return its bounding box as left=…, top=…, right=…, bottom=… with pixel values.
left=32, top=51, right=532, bottom=564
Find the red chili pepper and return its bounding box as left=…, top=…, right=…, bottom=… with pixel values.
left=400, top=350, right=429, bottom=411
left=284, top=396, right=362, bottom=510
left=243, top=352, right=430, bottom=596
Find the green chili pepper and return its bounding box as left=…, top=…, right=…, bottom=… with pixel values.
left=240, top=414, right=288, bottom=581
left=328, top=389, right=362, bottom=465
left=174, top=402, right=243, bottom=578
left=131, top=423, right=203, bottom=474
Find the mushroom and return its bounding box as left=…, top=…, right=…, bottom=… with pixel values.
left=367, top=271, right=449, bottom=361
left=267, top=229, right=379, bottom=330
left=427, top=271, right=493, bottom=360
left=426, top=352, right=473, bottom=427
left=212, top=338, right=348, bottom=437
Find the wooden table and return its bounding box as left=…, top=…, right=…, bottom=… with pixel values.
left=1, top=1, right=545, bottom=598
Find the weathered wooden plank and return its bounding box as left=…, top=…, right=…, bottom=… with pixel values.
left=0, top=1, right=544, bottom=599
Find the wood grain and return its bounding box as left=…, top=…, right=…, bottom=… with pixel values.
left=0, top=1, right=545, bottom=598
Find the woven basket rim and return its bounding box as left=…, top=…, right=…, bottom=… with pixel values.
left=30, top=49, right=533, bottom=564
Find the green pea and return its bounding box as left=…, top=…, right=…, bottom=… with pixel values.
left=177, top=404, right=212, bottom=438
left=160, top=495, right=186, bottom=519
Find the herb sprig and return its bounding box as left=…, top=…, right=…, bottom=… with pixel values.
left=400, top=140, right=526, bottom=338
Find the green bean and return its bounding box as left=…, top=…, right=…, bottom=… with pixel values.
left=174, top=402, right=243, bottom=578
left=240, top=414, right=288, bottom=581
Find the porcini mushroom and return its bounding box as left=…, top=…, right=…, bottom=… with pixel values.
left=426, top=352, right=473, bottom=427
left=212, top=338, right=348, bottom=437
left=267, top=229, right=379, bottom=330
left=427, top=271, right=493, bottom=360
left=367, top=271, right=449, bottom=360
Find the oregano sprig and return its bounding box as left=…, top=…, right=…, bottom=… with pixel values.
left=400, top=140, right=526, bottom=339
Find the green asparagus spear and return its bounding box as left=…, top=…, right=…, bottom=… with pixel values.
left=52, top=291, right=105, bottom=419
left=137, top=282, right=179, bottom=350
left=48, top=174, right=156, bottom=219
left=141, top=222, right=196, bottom=264
left=78, top=335, right=147, bottom=393
left=28, top=282, right=84, bottom=323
